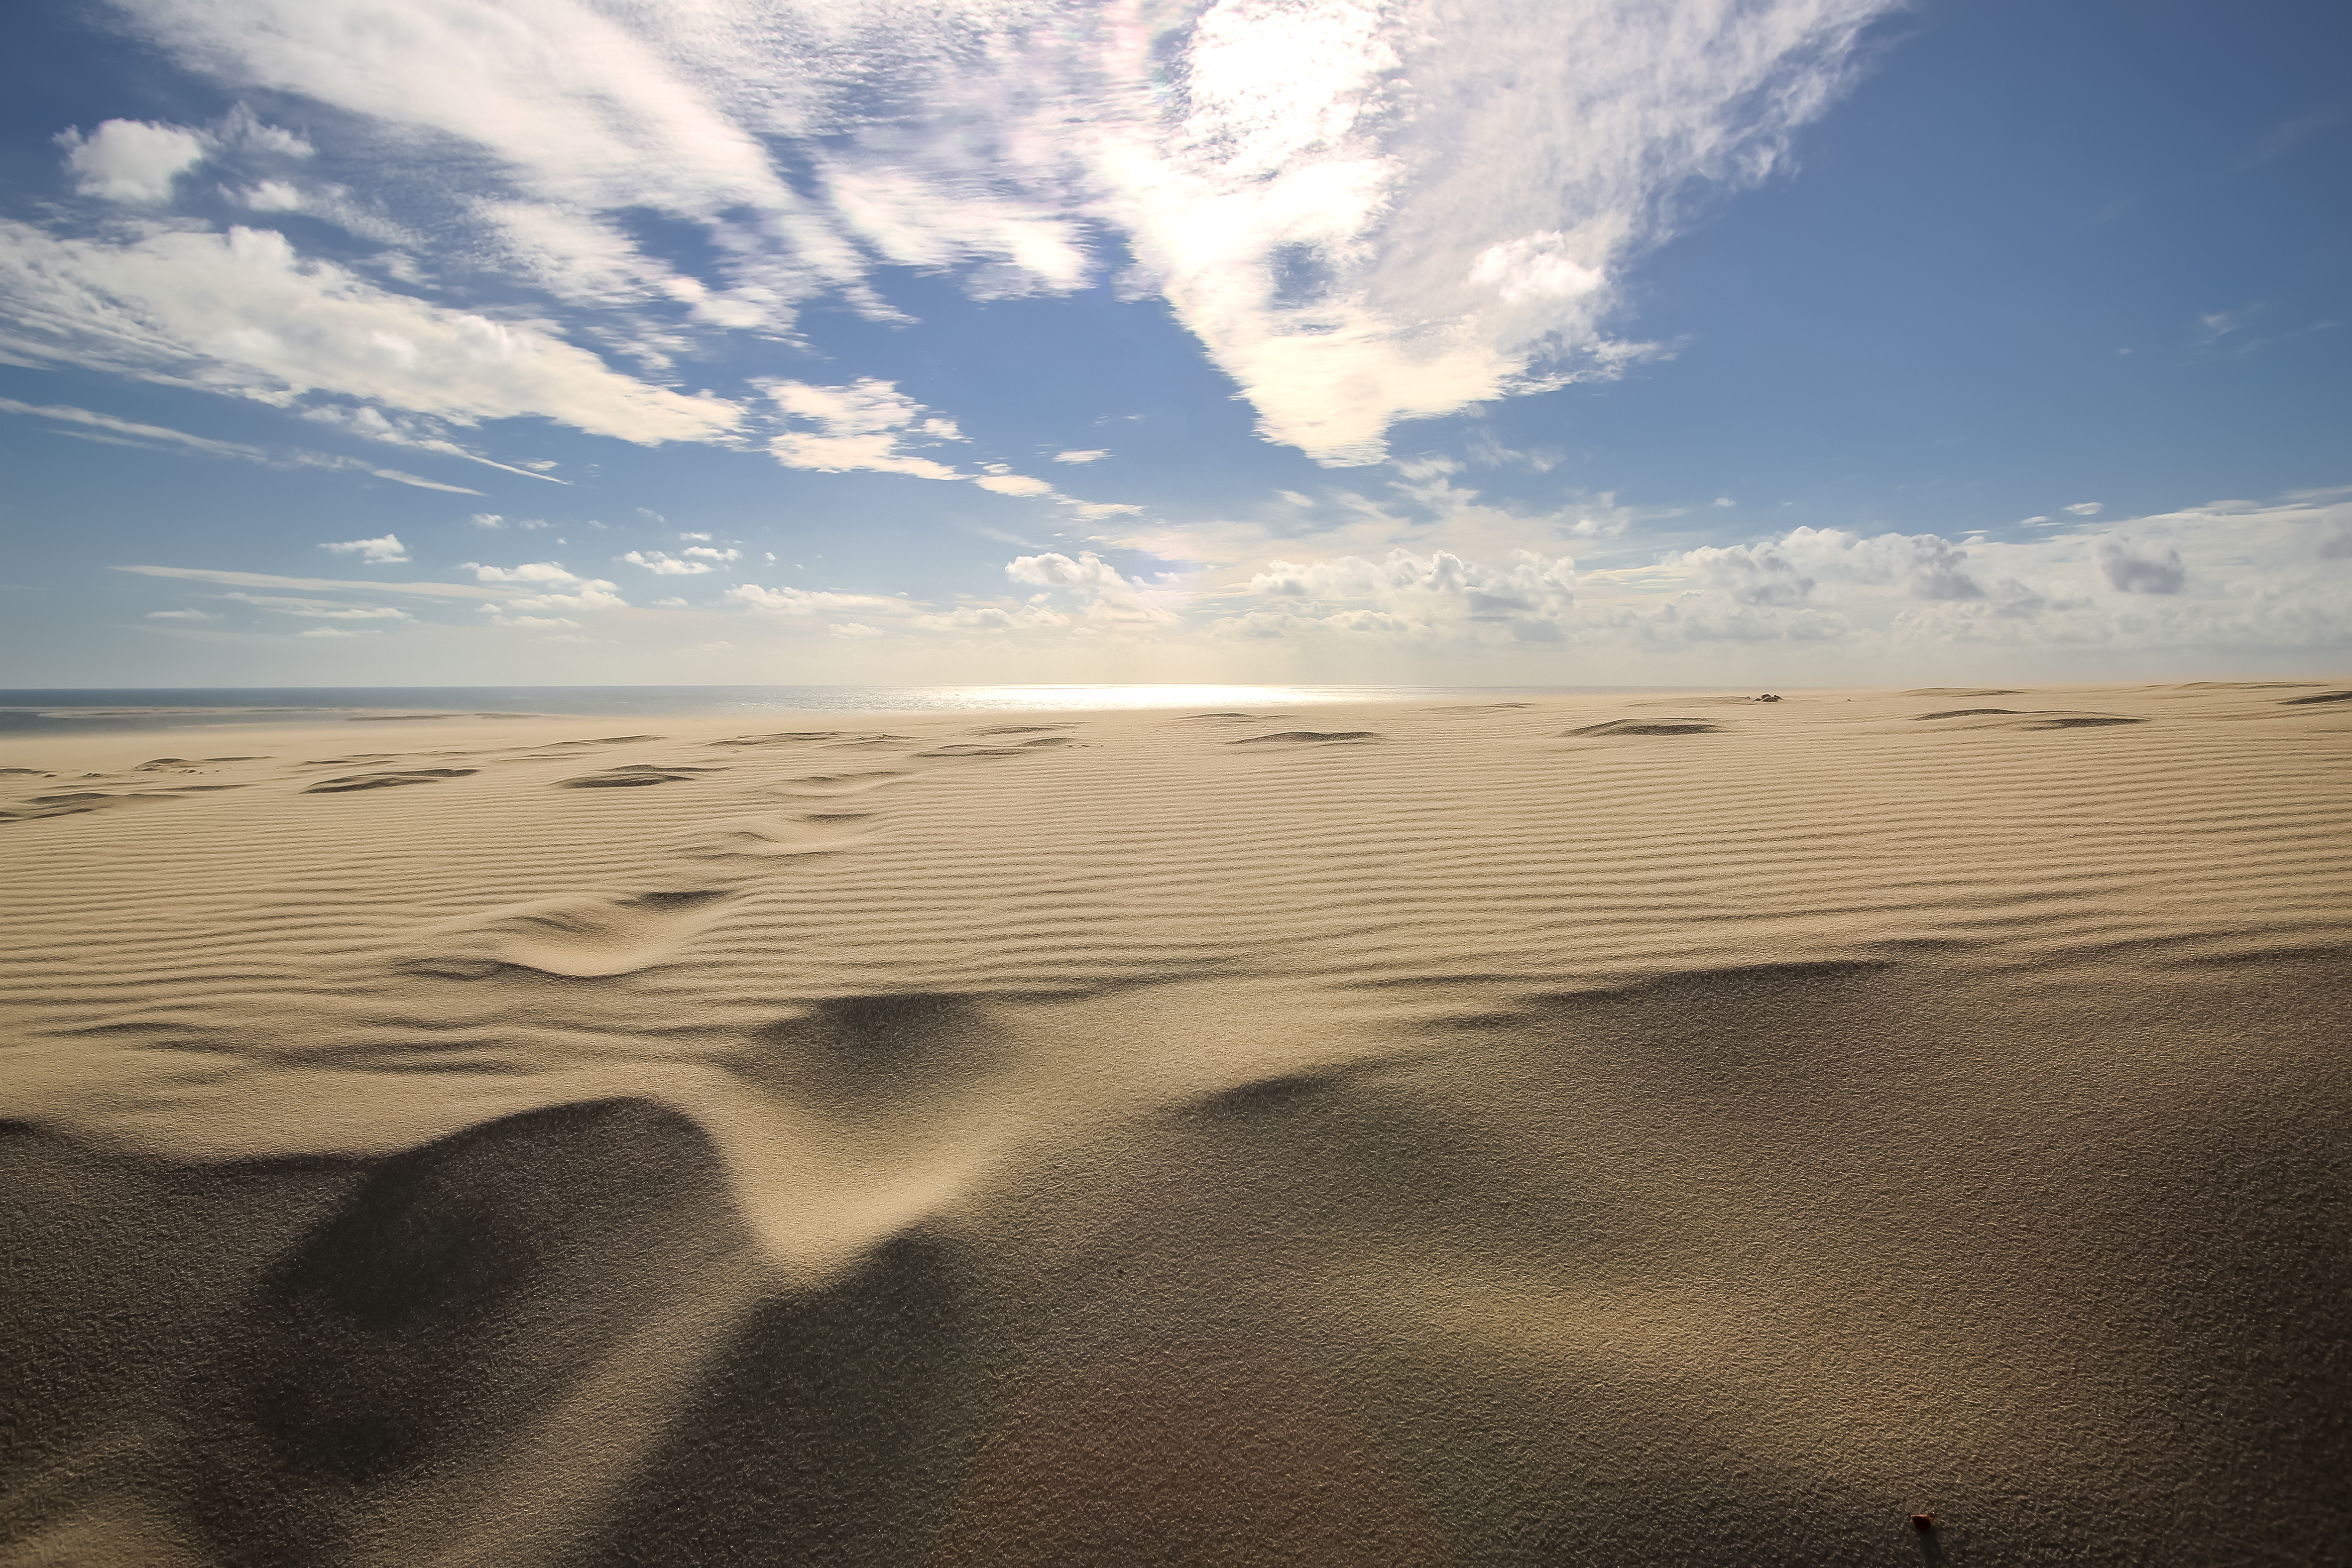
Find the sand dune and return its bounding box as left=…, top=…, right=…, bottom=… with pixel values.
left=2, top=683, right=2347, bottom=1564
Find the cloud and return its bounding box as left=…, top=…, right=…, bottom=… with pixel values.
left=973, top=472, right=1055, bottom=498
left=685, top=546, right=739, bottom=562
left=1053, top=449, right=1107, bottom=464
left=145, top=607, right=215, bottom=620
left=2095, top=534, right=2187, bottom=594
left=2319, top=505, right=2352, bottom=560
left=623, top=549, right=714, bottom=575
left=0, top=394, right=265, bottom=459
left=0, top=395, right=480, bottom=492
left=0, top=222, right=741, bottom=443
left=994, top=550, right=1178, bottom=627
left=466, top=561, right=581, bottom=584
left=1681, top=528, right=1985, bottom=602
left=828, top=621, right=886, bottom=638
left=57, top=119, right=208, bottom=202
left=1235, top=547, right=1578, bottom=641
left=319, top=533, right=407, bottom=563
left=727, top=583, right=915, bottom=617
left=298, top=404, right=570, bottom=483
left=2063, top=501, right=2104, bottom=517
left=296, top=625, right=370, bottom=638
left=91, top=0, right=1899, bottom=465
left=114, top=563, right=506, bottom=599
left=764, top=378, right=965, bottom=480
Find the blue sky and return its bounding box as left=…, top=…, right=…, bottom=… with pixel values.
left=1, top=0, right=2346, bottom=687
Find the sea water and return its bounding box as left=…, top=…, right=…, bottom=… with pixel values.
left=0, top=685, right=1704, bottom=736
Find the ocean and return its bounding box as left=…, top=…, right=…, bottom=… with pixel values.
left=0, top=685, right=1709, bottom=736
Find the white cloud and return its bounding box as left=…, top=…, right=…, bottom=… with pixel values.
left=2064, top=501, right=2105, bottom=517
left=684, top=546, right=739, bottom=562
left=92, top=0, right=1899, bottom=465
left=973, top=472, right=1056, bottom=498
left=0, top=394, right=264, bottom=459
left=0, top=395, right=479, bottom=493
left=1007, top=550, right=1182, bottom=626
left=828, top=621, right=887, bottom=638
left=1053, top=449, right=1108, bottom=464
left=764, top=378, right=965, bottom=480
left=320, top=533, right=407, bottom=564
left=57, top=119, right=208, bottom=202
left=727, top=583, right=915, bottom=617
left=297, top=625, right=371, bottom=638
left=114, top=563, right=506, bottom=599
left=1679, top=528, right=1985, bottom=603
left=466, top=560, right=581, bottom=584
left=278, top=604, right=412, bottom=620
left=623, top=550, right=714, bottom=575
left=145, top=607, right=216, bottom=620
left=1235, top=547, right=1579, bottom=642
left=2095, top=534, right=2187, bottom=594
left=0, top=222, right=741, bottom=443
left=298, top=404, right=570, bottom=483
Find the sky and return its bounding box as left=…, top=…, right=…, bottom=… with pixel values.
left=0, top=0, right=2346, bottom=688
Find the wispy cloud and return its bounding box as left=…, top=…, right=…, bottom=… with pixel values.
left=55, top=0, right=1899, bottom=467
left=0, top=394, right=482, bottom=493
left=114, top=563, right=506, bottom=599
left=0, top=221, right=739, bottom=442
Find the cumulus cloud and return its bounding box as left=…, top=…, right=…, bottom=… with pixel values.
left=2064, top=501, right=2104, bottom=517
left=2095, top=534, right=2187, bottom=594
left=57, top=119, right=208, bottom=202
left=1053, top=449, right=1107, bottom=464
left=319, top=533, right=407, bottom=563
left=1236, top=547, right=1578, bottom=641
left=975, top=469, right=1056, bottom=498
left=1005, top=550, right=1178, bottom=626
left=80, top=0, right=1898, bottom=464
left=461, top=559, right=624, bottom=611
left=623, top=549, right=714, bottom=575
left=2319, top=505, right=2352, bottom=560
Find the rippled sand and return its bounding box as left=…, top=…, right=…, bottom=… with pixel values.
left=4, top=682, right=2348, bottom=1564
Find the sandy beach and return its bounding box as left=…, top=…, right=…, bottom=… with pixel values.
left=3, top=681, right=2348, bottom=1565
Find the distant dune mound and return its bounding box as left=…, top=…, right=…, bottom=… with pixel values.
left=1565, top=718, right=1720, bottom=736
left=1228, top=731, right=1382, bottom=744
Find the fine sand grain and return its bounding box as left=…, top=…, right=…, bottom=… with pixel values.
left=2, top=683, right=2348, bottom=1565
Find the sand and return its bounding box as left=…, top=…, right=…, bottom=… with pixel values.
left=2, top=681, right=2347, bottom=1565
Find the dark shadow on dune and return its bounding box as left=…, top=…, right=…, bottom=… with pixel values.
left=0, top=1124, right=365, bottom=1502
left=2280, top=689, right=2352, bottom=705
left=584, top=1233, right=978, bottom=1567
left=182, top=1099, right=749, bottom=1566
left=730, top=993, right=1016, bottom=1116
